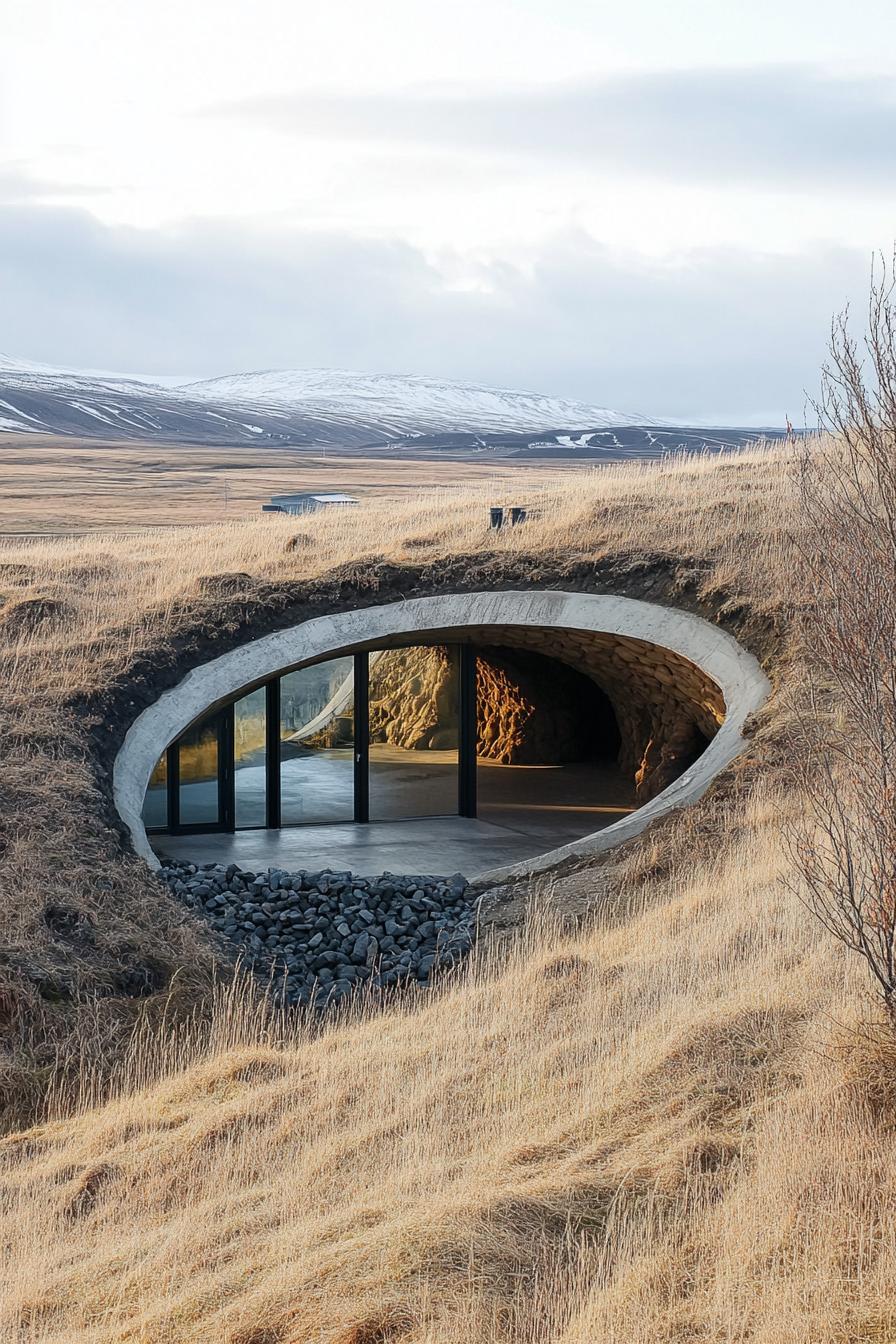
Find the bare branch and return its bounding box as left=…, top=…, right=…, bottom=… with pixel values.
left=790, top=253, right=896, bottom=1016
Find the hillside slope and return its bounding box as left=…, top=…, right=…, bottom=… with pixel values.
left=179, top=367, right=642, bottom=434
left=0, top=354, right=342, bottom=446
left=0, top=355, right=786, bottom=454
left=2, top=785, right=890, bottom=1343
left=1, top=445, right=891, bottom=1342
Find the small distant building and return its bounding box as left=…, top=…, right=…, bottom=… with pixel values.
left=262, top=492, right=359, bottom=516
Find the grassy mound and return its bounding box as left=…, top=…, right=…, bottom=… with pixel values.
left=5, top=443, right=886, bottom=1340
left=3, top=784, right=892, bottom=1341
left=0, top=449, right=793, bottom=1128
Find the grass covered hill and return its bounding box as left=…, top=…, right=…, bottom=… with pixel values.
left=1, top=444, right=894, bottom=1341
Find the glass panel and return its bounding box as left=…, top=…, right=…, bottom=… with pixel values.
left=142, top=753, right=168, bottom=830
left=475, top=647, right=635, bottom=842
left=280, top=658, right=355, bottom=824
left=234, top=686, right=266, bottom=828
left=369, top=645, right=459, bottom=819
left=178, top=714, right=221, bottom=828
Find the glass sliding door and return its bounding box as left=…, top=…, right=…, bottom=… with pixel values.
left=139, top=643, right=479, bottom=836
left=177, top=712, right=224, bottom=829
left=142, top=753, right=169, bottom=831
left=233, top=686, right=267, bottom=828
left=368, top=644, right=460, bottom=819
left=279, top=658, right=355, bottom=825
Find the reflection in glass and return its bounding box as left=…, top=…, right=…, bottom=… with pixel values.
left=234, top=686, right=266, bottom=828
left=178, top=714, right=221, bottom=827
left=368, top=645, right=459, bottom=819
left=280, top=658, right=355, bottom=824
left=142, top=753, right=168, bottom=830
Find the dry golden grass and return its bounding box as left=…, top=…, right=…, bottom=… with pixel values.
left=0, top=438, right=588, bottom=535
left=2, top=784, right=892, bottom=1343
left=0, top=442, right=793, bottom=697
left=4, top=439, right=890, bottom=1341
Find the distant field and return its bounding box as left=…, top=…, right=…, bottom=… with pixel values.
left=0, top=436, right=593, bottom=535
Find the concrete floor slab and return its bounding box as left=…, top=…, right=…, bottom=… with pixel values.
left=152, top=804, right=633, bottom=879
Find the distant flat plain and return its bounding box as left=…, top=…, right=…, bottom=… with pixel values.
left=0, top=436, right=594, bottom=535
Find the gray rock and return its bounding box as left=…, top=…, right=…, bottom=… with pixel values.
left=352, top=931, right=370, bottom=962
left=164, top=858, right=475, bottom=1008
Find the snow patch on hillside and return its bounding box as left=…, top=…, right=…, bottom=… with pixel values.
left=179, top=368, right=644, bottom=433
left=0, top=353, right=672, bottom=445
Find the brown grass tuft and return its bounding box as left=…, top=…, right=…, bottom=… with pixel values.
left=0, top=591, right=71, bottom=635
left=284, top=532, right=313, bottom=552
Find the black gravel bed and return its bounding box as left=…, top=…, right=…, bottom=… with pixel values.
left=158, top=860, right=477, bottom=1006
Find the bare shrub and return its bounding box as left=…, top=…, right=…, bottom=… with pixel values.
left=791, top=259, right=896, bottom=1012
left=284, top=531, right=312, bottom=552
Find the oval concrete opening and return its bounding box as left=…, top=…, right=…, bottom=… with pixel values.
left=114, top=590, right=769, bottom=882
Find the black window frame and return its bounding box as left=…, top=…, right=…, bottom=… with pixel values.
left=353, top=651, right=370, bottom=823
left=148, top=643, right=479, bottom=835
left=168, top=707, right=230, bottom=835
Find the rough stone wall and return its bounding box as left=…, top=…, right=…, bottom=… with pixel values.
left=470, top=625, right=725, bottom=799
left=367, top=644, right=615, bottom=766
left=368, top=645, right=458, bottom=750
left=475, top=648, right=613, bottom=765
left=361, top=633, right=721, bottom=796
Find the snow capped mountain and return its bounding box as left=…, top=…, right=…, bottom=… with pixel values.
left=0, top=354, right=287, bottom=442
left=0, top=353, right=181, bottom=391
left=0, top=356, right=651, bottom=445
left=178, top=368, right=639, bottom=435
left=0, top=354, right=66, bottom=377
left=0, top=354, right=784, bottom=457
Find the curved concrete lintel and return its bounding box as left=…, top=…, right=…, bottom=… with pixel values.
left=113, top=590, right=770, bottom=880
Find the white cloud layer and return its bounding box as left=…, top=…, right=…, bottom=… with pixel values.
left=2, top=1, right=895, bottom=419
left=0, top=200, right=869, bottom=422
left=214, top=65, right=896, bottom=189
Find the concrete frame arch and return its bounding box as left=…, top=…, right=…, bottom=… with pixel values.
left=113, top=590, right=770, bottom=881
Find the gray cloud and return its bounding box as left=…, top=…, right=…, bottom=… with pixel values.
left=211, top=65, right=896, bottom=188
left=0, top=165, right=110, bottom=204
left=0, top=200, right=869, bottom=421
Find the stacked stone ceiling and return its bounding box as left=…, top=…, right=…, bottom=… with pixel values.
left=468, top=624, right=725, bottom=740
left=347, top=622, right=726, bottom=799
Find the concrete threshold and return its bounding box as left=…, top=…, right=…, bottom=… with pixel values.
left=152, top=810, right=631, bottom=881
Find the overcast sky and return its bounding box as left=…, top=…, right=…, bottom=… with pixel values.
left=2, top=0, right=896, bottom=422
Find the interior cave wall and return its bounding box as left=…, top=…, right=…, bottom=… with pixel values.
left=366, top=644, right=618, bottom=765
left=368, top=645, right=459, bottom=750
left=478, top=626, right=725, bottom=801
left=475, top=647, right=617, bottom=765
left=357, top=633, right=724, bottom=801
